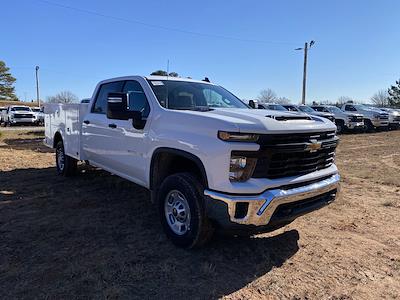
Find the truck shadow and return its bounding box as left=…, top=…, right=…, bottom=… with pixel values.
left=0, top=166, right=299, bottom=299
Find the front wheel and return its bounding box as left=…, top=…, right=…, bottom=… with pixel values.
left=157, top=173, right=214, bottom=248
left=55, top=140, right=77, bottom=176
left=335, top=120, right=345, bottom=134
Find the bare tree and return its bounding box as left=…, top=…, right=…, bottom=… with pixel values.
left=371, top=90, right=389, bottom=107
left=47, top=91, right=79, bottom=104
left=337, top=96, right=354, bottom=106
left=257, top=89, right=277, bottom=103
left=275, top=97, right=291, bottom=104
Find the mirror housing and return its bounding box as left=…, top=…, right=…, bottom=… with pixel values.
left=107, top=92, right=146, bottom=129
left=248, top=100, right=256, bottom=109
left=107, top=92, right=131, bottom=120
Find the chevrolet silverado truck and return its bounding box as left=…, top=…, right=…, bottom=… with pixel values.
left=311, top=105, right=365, bottom=133
left=44, top=76, right=340, bottom=248
left=375, top=107, right=400, bottom=130
left=341, top=103, right=389, bottom=131
left=4, top=105, right=36, bottom=126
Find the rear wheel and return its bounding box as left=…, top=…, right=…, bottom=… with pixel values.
left=157, top=172, right=214, bottom=248
left=55, top=140, right=77, bottom=176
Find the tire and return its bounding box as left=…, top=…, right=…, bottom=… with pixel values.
left=157, top=172, right=214, bottom=248
left=55, top=140, right=77, bottom=176
left=335, top=120, right=345, bottom=134
left=365, top=119, right=374, bottom=132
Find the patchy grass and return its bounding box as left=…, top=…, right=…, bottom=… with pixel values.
left=0, top=129, right=400, bottom=299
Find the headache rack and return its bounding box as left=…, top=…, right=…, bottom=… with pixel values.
left=236, top=131, right=338, bottom=180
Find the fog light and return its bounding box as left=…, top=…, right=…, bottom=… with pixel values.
left=229, top=155, right=257, bottom=182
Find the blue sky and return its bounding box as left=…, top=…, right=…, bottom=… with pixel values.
left=3, top=0, right=399, bottom=104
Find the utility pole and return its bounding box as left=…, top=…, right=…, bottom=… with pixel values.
left=296, top=40, right=315, bottom=105
left=35, top=66, right=40, bottom=107
left=301, top=42, right=308, bottom=105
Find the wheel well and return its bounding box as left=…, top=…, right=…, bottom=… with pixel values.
left=53, top=132, right=62, bottom=148
left=150, top=149, right=208, bottom=191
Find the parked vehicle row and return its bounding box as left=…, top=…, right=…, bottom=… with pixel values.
left=45, top=75, right=340, bottom=248
left=0, top=105, right=44, bottom=126
left=255, top=101, right=398, bottom=134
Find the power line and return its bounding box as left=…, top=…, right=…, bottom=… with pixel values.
left=36, top=0, right=299, bottom=45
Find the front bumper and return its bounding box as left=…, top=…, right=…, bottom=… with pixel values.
left=10, top=118, right=36, bottom=124
left=371, top=119, right=389, bottom=127
left=204, top=174, right=340, bottom=232
left=346, top=121, right=364, bottom=129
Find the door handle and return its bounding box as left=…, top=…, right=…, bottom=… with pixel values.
left=83, top=120, right=90, bottom=124
left=108, top=123, right=117, bottom=129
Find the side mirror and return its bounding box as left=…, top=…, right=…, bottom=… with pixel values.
left=107, top=92, right=130, bottom=120
left=248, top=100, right=256, bottom=109
left=107, top=92, right=146, bottom=130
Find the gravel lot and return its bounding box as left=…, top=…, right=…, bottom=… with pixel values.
left=0, top=129, right=399, bottom=299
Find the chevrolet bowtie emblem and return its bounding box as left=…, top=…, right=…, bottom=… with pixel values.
left=306, top=139, right=322, bottom=152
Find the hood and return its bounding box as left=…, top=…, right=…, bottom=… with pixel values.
left=342, top=111, right=363, bottom=117
left=12, top=111, right=33, bottom=115
left=202, top=108, right=336, bottom=134
left=312, top=111, right=334, bottom=118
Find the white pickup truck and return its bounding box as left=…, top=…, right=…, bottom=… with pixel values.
left=45, top=76, right=340, bottom=248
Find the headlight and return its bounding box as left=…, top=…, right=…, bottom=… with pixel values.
left=373, top=113, right=380, bottom=119
left=229, top=154, right=257, bottom=182
left=218, top=131, right=259, bottom=142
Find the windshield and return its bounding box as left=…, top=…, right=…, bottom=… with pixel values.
left=148, top=80, right=248, bottom=110
left=32, top=108, right=41, bottom=112
left=12, top=107, right=31, bottom=112
left=354, top=104, right=374, bottom=110
left=268, top=104, right=287, bottom=111
left=298, top=106, right=315, bottom=113
left=326, top=106, right=342, bottom=114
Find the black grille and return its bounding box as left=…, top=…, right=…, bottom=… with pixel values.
left=14, top=114, right=33, bottom=118
left=351, top=115, right=363, bottom=122
left=326, top=116, right=335, bottom=122
left=379, top=114, right=389, bottom=120
left=246, top=131, right=338, bottom=179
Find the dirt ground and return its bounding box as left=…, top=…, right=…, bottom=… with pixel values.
left=0, top=129, right=399, bottom=299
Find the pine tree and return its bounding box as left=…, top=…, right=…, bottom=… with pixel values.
left=0, top=60, right=17, bottom=101
left=388, top=79, right=400, bottom=108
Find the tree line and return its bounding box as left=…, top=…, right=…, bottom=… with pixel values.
left=1, top=59, right=400, bottom=107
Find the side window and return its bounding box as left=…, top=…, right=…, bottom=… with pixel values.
left=345, top=105, right=356, bottom=111
left=92, top=81, right=124, bottom=114
left=123, top=81, right=151, bottom=118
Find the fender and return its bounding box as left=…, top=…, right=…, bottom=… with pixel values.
left=149, top=147, right=209, bottom=190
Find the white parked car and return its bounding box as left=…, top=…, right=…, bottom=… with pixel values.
left=45, top=75, right=340, bottom=248
left=31, top=107, right=44, bottom=125
left=0, top=107, right=7, bottom=124
left=4, top=105, right=36, bottom=126
left=258, top=103, right=288, bottom=111
left=341, top=103, right=389, bottom=131
left=311, top=105, right=365, bottom=133
left=377, top=108, right=400, bottom=129
left=283, top=104, right=336, bottom=123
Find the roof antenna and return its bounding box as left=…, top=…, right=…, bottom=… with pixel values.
left=203, top=77, right=210, bottom=83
